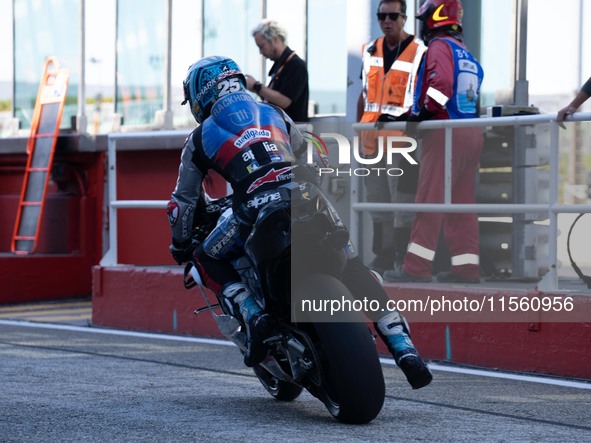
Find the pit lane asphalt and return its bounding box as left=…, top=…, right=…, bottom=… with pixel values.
left=1, top=320, right=590, bottom=442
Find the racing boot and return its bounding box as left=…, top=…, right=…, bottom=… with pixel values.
left=375, top=311, right=433, bottom=389
left=223, top=282, right=273, bottom=367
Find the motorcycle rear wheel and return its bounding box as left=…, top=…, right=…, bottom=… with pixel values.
left=314, top=321, right=385, bottom=424
left=253, top=365, right=304, bottom=402
left=295, top=274, right=386, bottom=424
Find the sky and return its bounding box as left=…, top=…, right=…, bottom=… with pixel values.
left=1, top=0, right=591, bottom=101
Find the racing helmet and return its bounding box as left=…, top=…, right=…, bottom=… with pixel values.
left=182, top=56, right=247, bottom=124
left=416, top=0, right=463, bottom=41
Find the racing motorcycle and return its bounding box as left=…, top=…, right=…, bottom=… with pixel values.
left=184, top=181, right=385, bottom=424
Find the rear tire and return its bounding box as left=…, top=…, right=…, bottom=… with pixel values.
left=294, top=274, right=385, bottom=424
left=253, top=365, right=303, bottom=402
left=315, top=321, right=385, bottom=424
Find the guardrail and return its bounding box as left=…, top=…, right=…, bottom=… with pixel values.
left=100, top=114, right=591, bottom=291
left=100, top=130, right=190, bottom=267
left=99, top=124, right=311, bottom=268
left=350, top=112, right=591, bottom=291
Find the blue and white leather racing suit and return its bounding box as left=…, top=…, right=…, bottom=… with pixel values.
left=168, top=91, right=401, bottom=324
left=167, top=91, right=309, bottom=294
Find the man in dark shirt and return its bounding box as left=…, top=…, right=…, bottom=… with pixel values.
left=246, top=20, right=309, bottom=122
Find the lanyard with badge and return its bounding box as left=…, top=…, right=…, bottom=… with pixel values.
left=268, top=51, right=296, bottom=89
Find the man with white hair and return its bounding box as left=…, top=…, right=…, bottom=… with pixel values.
left=245, top=20, right=309, bottom=122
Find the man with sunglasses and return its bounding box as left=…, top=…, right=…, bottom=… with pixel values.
left=357, top=0, right=427, bottom=277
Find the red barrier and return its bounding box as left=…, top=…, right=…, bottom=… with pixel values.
left=0, top=151, right=104, bottom=303
left=92, top=265, right=591, bottom=380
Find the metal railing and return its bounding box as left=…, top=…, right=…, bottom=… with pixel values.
left=350, top=112, right=591, bottom=291
left=99, top=124, right=312, bottom=268
left=99, top=114, right=591, bottom=291
left=99, top=130, right=190, bottom=267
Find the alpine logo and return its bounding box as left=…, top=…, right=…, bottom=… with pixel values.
left=210, top=224, right=237, bottom=256
left=181, top=203, right=195, bottom=238
left=246, top=191, right=282, bottom=209
left=247, top=166, right=293, bottom=194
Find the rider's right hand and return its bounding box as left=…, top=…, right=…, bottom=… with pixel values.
left=169, top=239, right=197, bottom=265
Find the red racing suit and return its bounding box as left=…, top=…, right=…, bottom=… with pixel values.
left=403, top=36, right=484, bottom=279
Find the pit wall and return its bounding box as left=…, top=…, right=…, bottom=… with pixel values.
left=91, top=265, right=591, bottom=380
left=0, top=142, right=105, bottom=302
left=0, top=131, right=233, bottom=303
left=2, top=129, right=589, bottom=380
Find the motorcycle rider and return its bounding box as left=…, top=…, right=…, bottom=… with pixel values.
left=167, top=56, right=432, bottom=389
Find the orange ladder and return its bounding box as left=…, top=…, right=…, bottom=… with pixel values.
left=11, top=57, right=70, bottom=254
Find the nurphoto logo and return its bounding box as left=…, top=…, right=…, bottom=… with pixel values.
left=303, top=132, right=418, bottom=177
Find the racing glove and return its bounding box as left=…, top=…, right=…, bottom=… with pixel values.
left=169, top=238, right=197, bottom=265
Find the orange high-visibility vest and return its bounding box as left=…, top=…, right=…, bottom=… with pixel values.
left=360, top=36, right=426, bottom=155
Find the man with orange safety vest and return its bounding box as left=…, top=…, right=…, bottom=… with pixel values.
left=357, top=0, right=427, bottom=276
